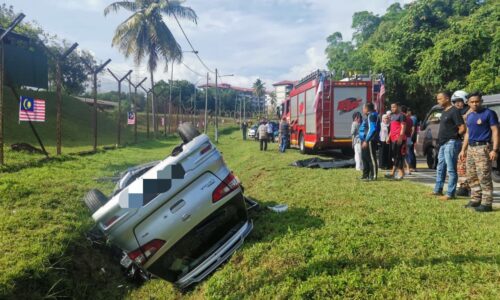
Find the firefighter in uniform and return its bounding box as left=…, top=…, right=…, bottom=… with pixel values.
left=459, top=92, right=499, bottom=212
left=452, top=90, right=471, bottom=196
left=359, top=103, right=380, bottom=180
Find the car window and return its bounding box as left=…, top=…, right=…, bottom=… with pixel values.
left=486, top=104, right=500, bottom=119
left=427, top=110, right=442, bottom=124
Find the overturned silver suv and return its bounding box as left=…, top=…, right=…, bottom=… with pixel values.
left=84, top=123, right=254, bottom=289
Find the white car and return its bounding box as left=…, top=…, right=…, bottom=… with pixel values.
left=84, top=123, right=255, bottom=289
left=247, top=125, right=258, bottom=140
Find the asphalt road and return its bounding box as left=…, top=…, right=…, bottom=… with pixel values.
left=406, top=158, right=500, bottom=204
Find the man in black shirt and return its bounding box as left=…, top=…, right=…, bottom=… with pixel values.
left=431, top=91, right=466, bottom=200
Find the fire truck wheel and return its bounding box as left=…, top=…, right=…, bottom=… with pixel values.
left=341, top=147, right=354, bottom=157
left=299, top=133, right=309, bottom=154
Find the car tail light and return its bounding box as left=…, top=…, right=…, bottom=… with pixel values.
left=212, top=173, right=240, bottom=203
left=104, top=215, right=119, bottom=228
left=127, top=239, right=165, bottom=265
left=200, top=143, right=212, bottom=155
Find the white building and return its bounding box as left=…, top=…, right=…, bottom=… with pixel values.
left=272, top=80, right=295, bottom=106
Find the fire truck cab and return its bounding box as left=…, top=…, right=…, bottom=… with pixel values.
left=283, top=70, right=373, bottom=154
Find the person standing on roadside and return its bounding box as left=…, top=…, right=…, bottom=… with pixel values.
left=241, top=120, right=248, bottom=140
left=267, top=121, right=274, bottom=143
left=401, top=105, right=414, bottom=175
left=359, top=103, right=379, bottom=180
left=379, top=112, right=392, bottom=170
left=459, top=92, right=499, bottom=212
left=258, top=121, right=268, bottom=151
left=351, top=112, right=363, bottom=171
left=431, top=91, right=465, bottom=200
left=406, top=108, right=418, bottom=172
left=452, top=90, right=471, bottom=196
left=279, top=117, right=290, bottom=153
left=386, top=103, right=406, bottom=180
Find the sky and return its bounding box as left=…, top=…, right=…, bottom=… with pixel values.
left=6, top=0, right=411, bottom=92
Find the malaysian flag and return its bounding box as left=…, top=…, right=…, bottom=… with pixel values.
left=127, top=112, right=136, bottom=125
left=313, top=72, right=325, bottom=112
left=19, top=96, right=45, bottom=122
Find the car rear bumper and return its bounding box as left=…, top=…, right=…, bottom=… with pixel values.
left=175, top=219, right=253, bottom=289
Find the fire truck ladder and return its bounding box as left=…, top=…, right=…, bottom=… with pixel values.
left=321, top=77, right=332, bottom=138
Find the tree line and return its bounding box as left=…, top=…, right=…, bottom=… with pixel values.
left=325, top=0, right=499, bottom=116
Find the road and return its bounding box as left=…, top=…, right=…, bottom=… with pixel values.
left=405, top=158, right=500, bottom=204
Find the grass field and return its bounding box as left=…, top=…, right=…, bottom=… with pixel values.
left=1, top=126, right=499, bottom=299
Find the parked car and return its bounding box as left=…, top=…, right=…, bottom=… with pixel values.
left=247, top=125, right=258, bottom=140
left=415, top=104, right=442, bottom=169
left=415, top=93, right=500, bottom=182
left=84, top=123, right=256, bottom=289
left=268, top=121, right=280, bottom=142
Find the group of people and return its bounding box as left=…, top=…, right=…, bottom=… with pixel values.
left=351, top=90, right=497, bottom=213
left=241, top=118, right=290, bottom=153
left=351, top=101, right=417, bottom=181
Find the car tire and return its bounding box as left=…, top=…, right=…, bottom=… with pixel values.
left=178, top=122, right=200, bottom=144
left=84, top=189, right=108, bottom=214
left=427, top=147, right=438, bottom=169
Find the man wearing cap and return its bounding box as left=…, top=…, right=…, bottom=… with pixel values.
left=459, top=92, right=499, bottom=212
left=452, top=90, right=471, bottom=196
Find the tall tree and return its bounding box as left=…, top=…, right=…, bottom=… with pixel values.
left=253, top=79, right=265, bottom=116
left=104, top=0, right=197, bottom=136
left=351, top=11, right=381, bottom=45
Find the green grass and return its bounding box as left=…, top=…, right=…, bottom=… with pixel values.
left=1, top=127, right=499, bottom=299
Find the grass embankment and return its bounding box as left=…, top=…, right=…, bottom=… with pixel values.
left=1, top=127, right=499, bottom=299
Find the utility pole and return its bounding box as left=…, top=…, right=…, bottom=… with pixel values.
left=126, top=76, right=147, bottom=143
left=0, top=13, right=25, bottom=165
left=204, top=72, right=209, bottom=134
left=139, top=85, right=151, bottom=138
left=108, top=68, right=132, bottom=146
left=168, top=60, right=174, bottom=134
left=215, top=68, right=219, bottom=143
left=54, top=42, right=78, bottom=155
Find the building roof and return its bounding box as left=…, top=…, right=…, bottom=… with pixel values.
left=198, top=83, right=255, bottom=94
left=272, top=80, right=296, bottom=87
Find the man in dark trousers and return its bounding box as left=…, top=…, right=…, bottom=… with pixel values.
left=459, top=92, right=499, bottom=212
left=279, top=118, right=290, bottom=153
left=431, top=91, right=465, bottom=200
left=359, top=103, right=380, bottom=180
left=241, top=120, right=248, bottom=140
left=386, top=102, right=406, bottom=180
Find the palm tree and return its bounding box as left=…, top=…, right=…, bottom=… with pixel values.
left=253, top=78, right=265, bottom=117
left=104, top=0, right=197, bottom=136
left=269, top=91, right=277, bottom=117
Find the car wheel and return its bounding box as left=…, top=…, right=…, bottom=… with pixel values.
left=178, top=122, right=200, bottom=144
left=426, top=147, right=438, bottom=169
left=492, top=167, right=500, bottom=183
left=83, top=189, right=108, bottom=214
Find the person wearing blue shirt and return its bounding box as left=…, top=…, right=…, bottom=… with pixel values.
left=359, top=102, right=380, bottom=180
left=459, top=92, right=499, bottom=212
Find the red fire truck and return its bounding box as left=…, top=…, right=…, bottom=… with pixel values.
left=281, top=70, right=377, bottom=154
